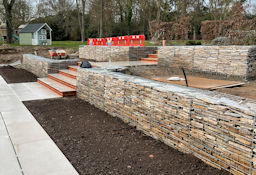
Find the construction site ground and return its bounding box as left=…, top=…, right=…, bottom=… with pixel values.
left=152, top=76, right=256, bottom=100
left=0, top=45, right=78, bottom=64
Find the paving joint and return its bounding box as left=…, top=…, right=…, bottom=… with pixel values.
left=0, top=112, right=24, bottom=175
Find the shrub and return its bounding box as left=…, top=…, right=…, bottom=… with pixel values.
left=243, top=33, right=256, bottom=45
left=185, top=40, right=202, bottom=45
left=211, top=37, right=230, bottom=45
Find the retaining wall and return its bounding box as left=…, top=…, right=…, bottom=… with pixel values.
left=79, top=46, right=157, bottom=62
left=158, top=46, right=256, bottom=80
left=77, top=67, right=256, bottom=175
left=22, top=54, right=79, bottom=77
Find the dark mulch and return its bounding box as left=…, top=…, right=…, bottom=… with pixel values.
left=24, top=98, right=230, bottom=175
left=0, top=66, right=37, bottom=83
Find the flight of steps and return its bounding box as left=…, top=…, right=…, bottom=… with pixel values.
left=141, top=50, right=158, bottom=62
left=38, top=65, right=80, bottom=97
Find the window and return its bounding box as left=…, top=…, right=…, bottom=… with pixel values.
left=39, top=35, right=46, bottom=40
left=41, top=29, right=46, bottom=34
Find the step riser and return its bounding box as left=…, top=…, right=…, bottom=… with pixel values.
left=38, top=79, right=76, bottom=97
left=148, top=54, right=158, bottom=58
left=48, top=75, right=76, bottom=90
left=69, top=67, right=77, bottom=72
left=59, top=71, right=77, bottom=79
left=141, top=60, right=158, bottom=63
left=38, top=79, right=63, bottom=96
left=141, top=58, right=158, bottom=62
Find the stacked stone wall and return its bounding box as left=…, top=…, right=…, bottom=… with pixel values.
left=79, top=46, right=157, bottom=62
left=22, top=54, right=79, bottom=77
left=158, top=46, right=256, bottom=80
left=77, top=67, right=256, bottom=175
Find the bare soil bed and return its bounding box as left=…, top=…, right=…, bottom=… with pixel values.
left=0, top=66, right=37, bottom=83
left=24, top=98, right=229, bottom=175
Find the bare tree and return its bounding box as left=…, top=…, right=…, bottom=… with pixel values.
left=3, top=0, right=16, bottom=43
left=76, top=0, right=86, bottom=42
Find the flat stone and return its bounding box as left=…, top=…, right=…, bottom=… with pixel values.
left=0, top=136, right=22, bottom=175
left=17, top=140, right=79, bottom=175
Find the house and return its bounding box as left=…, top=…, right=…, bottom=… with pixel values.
left=0, top=22, right=7, bottom=40
left=19, top=23, right=52, bottom=45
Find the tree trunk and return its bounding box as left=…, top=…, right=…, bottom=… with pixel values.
left=156, top=0, right=161, bottom=24
left=99, top=0, right=103, bottom=37
left=127, top=0, right=132, bottom=35
left=81, top=0, right=86, bottom=43
left=76, top=0, right=82, bottom=31
left=3, top=0, right=16, bottom=44
left=193, top=27, right=196, bottom=40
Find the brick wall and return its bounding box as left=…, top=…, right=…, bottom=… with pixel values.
left=22, top=54, right=79, bottom=77
left=79, top=46, right=157, bottom=62
left=158, top=46, right=256, bottom=80
left=77, top=67, right=256, bottom=175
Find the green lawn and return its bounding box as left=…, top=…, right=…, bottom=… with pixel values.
left=10, top=41, right=87, bottom=49
left=5, top=40, right=211, bottom=49
left=51, top=41, right=87, bottom=48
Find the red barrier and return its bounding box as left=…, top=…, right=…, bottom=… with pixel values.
left=106, top=37, right=117, bottom=46
left=117, top=36, right=130, bottom=46
left=88, top=38, right=96, bottom=45
left=129, top=35, right=145, bottom=46
left=95, top=38, right=106, bottom=46
left=88, top=35, right=145, bottom=46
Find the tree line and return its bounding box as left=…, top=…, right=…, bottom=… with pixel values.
left=0, top=0, right=256, bottom=43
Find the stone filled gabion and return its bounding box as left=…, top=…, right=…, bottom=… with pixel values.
left=158, top=46, right=256, bottom=80
left=77, top=67, right=256, bottom=175
left=22, top=54, right=79, bottom=77
left=79, top=46, right=157, bottom=62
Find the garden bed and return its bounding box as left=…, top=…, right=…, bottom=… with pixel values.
left=24, top=98, right=228, bottom=175
left=0, top=65, right=37, bottom=83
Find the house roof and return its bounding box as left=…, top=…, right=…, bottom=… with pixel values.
left=19, top=23, right=52, bottom=33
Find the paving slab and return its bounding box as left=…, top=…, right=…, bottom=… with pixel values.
left=8, top=82, right=61, bottom=101
left=0, top=114, right=23, bottom=175
left=0, top=75, right=79, bottom=175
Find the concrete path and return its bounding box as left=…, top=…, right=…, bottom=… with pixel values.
left=0, top=76, right=79, bottom=175
left=8, top=82, right=61, bottom=101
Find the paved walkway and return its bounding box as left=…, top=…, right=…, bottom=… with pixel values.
left=8, top=82, right=61, bottom=101
left=0, top=76, right=78, bottom=175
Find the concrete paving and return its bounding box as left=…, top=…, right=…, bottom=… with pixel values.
left=8, top=82, right=61, bottom=101
left=0, top=76, right=79, bottom=175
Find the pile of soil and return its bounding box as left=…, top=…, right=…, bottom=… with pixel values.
left=24, top=98, right=229, bottom=175
left=0, top=66, right=37, bottom=83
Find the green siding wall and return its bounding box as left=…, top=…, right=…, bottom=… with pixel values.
left=19, top=33, right=32, bottom=45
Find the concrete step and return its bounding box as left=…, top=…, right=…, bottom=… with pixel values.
left=141, top=58, right=158, bottom=62
left=48, top=74, right=76, bottom=89
left=38, top=78, right=76, bottom=97
left=59, top=69, right=77, bottom=79
left=148, top=54, right=158, bottom=58
left=68, top=65, right=79, bottom=72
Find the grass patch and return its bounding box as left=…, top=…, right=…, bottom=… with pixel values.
left=6, top=40, right=212, bottom=49
left=9, top=41, right=87, bottom=50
